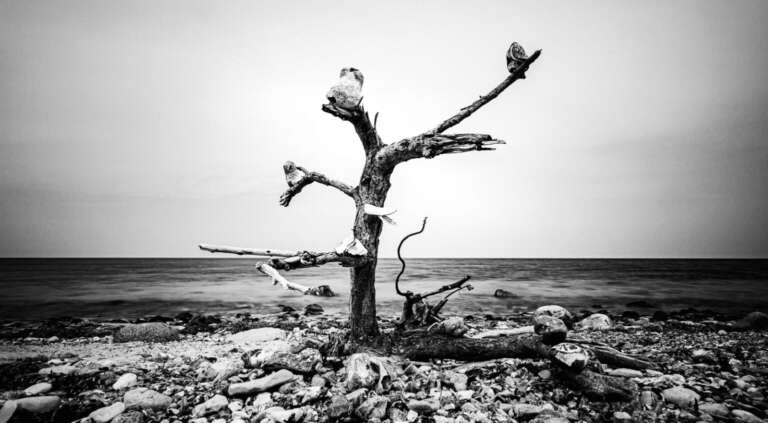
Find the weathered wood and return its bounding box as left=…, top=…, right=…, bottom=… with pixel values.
left=199, top=244, right=300, bottom=257
left=257, top=263, right=311, bottom=293
left=589, top=345, right=658, bottom=370
left=558, top=369, right=638, bottom=402
left=376, top=133, right=506, bottom=169
left=279, top=162, right=355, bottom=207
left=267, top=251, right=368, bottom=271
left=401, top=333, right=549, bottom=361
left=473, top=325, right=534, bottom=338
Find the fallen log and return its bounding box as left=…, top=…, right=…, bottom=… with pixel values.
left=589, top=345, right=658, bottom=371
left=558, top=369, right=639, bottom=402
left=256, top=263, right=335, bottom=297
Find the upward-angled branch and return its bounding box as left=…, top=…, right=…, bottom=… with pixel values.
left=322, top=104, right=383, bottom=154
left=280, top=162, right=355, bottom=206
left=422, top=49, right=541, bottom=136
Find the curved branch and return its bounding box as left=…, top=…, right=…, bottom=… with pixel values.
left=395, top=217, right=428, bottom=296
left=422, top=49, right=541, bottom=136
left=321, top=103, right=383, bottom=154
left=376, top=133, right=506, bottom=169
left=280, top=163, right=355, bottom=207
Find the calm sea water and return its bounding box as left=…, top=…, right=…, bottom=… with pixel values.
left=1, top=259, right=766, bottom=321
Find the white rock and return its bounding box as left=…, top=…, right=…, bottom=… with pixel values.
left=606, top=368, right=643, bottom=378
left=229, top=327, right=286, bottom=348
left=0, top=400, right=18, bottom=423
left=699, top=402, right=729, bottom=418
left=575, top=313, right=612, bottom=331
left=193, top=394, right=228, bottom=417
left=732, top=409, right=764, bottom=423
left=112, top=373, right=138, bottom=390
left=89, top=402, right=126, bottom=423
left=661, top=386, right=700, bottom=409
left=38, top=365, right=77, bottom=375
left=24, top=382, right=52, bottom=396
left=15, top=396, right=61, bottom=414
left=124, top=388, right=172, bottom=410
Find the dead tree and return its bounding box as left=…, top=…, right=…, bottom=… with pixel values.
left=202, top=45, right=542, bottom=339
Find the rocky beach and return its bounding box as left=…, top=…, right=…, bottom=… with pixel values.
left=1, top=306, right=766, bottom=423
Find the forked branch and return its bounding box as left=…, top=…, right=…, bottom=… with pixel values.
left=280, top=162, right=355, bottom=207
left=267, top=250, right=368, bottom=271
left=377, top=133, right=506, bottom=168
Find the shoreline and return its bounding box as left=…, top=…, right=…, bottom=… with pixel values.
left=1, top=307, right=767, bottom=422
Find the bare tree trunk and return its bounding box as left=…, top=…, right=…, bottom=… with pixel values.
left=349, top=163, right=392, bottom=338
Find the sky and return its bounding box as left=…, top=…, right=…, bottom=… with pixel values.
left=1, top=0, right=767, bottom=258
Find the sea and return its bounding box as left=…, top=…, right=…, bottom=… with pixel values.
left=1, top=258, right=767, bottom=321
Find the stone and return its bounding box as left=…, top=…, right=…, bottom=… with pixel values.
left=211, top=358, right=243, bottom=382
left=534, top=305, right=575, bottom=328
left=345, top=388, right=368, bottom=406
left=89, top=402, right=126, bottom=423
left=408, top=399, right=438, bottom=414
left=24, top=382, right=52, bottom=396
left=0, top=401, right=17, bottom=423
left=356, top=395, right=389, bottom=420
left=550, top=343, right=589, bottom=373
left=229, top=327, right=286, bottom=347
left=310, top=374, right=326, bottom=387
left=327, top=394, right=352, bottom=418
left=612, top=411, right=632, bottom=423
left=512, top=403, right=544, bottom=419
left=192, top=394, right=228, bottom=417
left=606, top=368, right=643, bottom=378
left=261, top=348, right=322, bottom=374
left=494, top=289, right=518, bottom=298
left=304, top=303, right=324, bottom=315
left=113, top=373, right=138, bottom=390
left=14, top=396, right=61, bottom=414
left=111, top=410, right=144, bottom=423
left=661, top=386, right=700, bottom=409
left=123, top=388, right=172, bottom=410
left=444, top=371, right=468, bottom=391
left=227, top=369, right=297, bottom=396
left=698, top=402, right=729, bottom=418
left=252, top=392, right=274, bottom=412
left=575, top=313, right=612, bottom=331
left=732, top=409, right=764, bottom=423
left=429, top=316, right=468, bottom=337
left=247, top=340, right=293, bottom=367
left=114, top=323, right=179, bottom=343
left=345, top=353, right=381, bottom=391
left=533, top=315, right=568, bottom=345
left=38, top=364, right=77, bottom=375
left=733, top=311, right=768, bottom=330
left=691, top=349, right=717, bottom=364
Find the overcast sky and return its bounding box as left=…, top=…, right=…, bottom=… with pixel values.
left=1, top=0, right=767, bottom=258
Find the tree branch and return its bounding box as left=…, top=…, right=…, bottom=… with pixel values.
left=321, top=103, right=383, bottom=154
left=198, top=243, right=300, bottom=257
left=376, top=133, right=506, bottom=168
left=280, top=163, right=355, bottom=207
left=422, top=49, right=541, bottom=136
left=267, top=250, right=369, bottom=271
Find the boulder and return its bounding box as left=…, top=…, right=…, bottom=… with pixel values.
left=261, top=348, right=322, bottom=374
left=23, top=382, right=52, bottom=396
left=533, top=305, right=574, bottom=328
left=227, top=369, right=297, bottom=396
left=114, top=323, right=179, bottom=343
left=304, top=304, right=324, bottom=315
left=356, top=395, right=388, bottom=420
left=661, top=386, right=700, bottom=409
left=14, top=396, right=61, bottom=414
left=549, top=343, right=588, bottom=373
left=733, top=311, right=768, bottom=330
left=89, top=402, right=126, bottom=423
left=192, top=394, right=228, bottom=417
left=229, top=327, right=286, bottom=348
left=112, top=373, right=138, bottom=390
left=494, top=289, right=518, bottom=298
left=124, top=388, right=172, bottom=410
left=345, top=353, right=399, bottom=392
left=532, top=315, right=567, bottom=345
left=575, top=313, right=612, bottom=331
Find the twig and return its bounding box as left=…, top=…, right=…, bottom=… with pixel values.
left=395, top=217, right=428, bottom=296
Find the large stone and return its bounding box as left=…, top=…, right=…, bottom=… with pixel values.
left=114, top=323, right=179, bottom=343
left=532, top=315, right=567, bottom=345
left=0, top=400, right=17, bottom=423
left=575, top=313, right=612, bottom=331
left=124, top=388, right=172, bottom=410
left=24, top=382, right=52, bottom=396
left=512, top=403, right=545, bottom=419
left=549, top=343, right=588, bottom=373
left=112, top=411, right=144, bottom=423
left=356, top=395, right=389, bottom=420
left=732, top=409, right=764, bottom=423
left=113, top=373, right=138, bottom=390
left=327, top=395, right=353, bottom=419
left=192, top=394, right=228, bottom=417
left=494, top=289, right=518, bottom=298
left=534, top=305, right=574, bottom=328
left=229, top=327, right=287, bottom=348
left=227, top=369, right=297, bottom=396
left=733, top=312, right=768, bottom=330
left=14, top=396, right=61, bottom=414
left=698, top=402, right=729, bottom=418
left=661, top=386, right=700, bottom=409
left=261, top=348, right=322, bottom=374
left=89, top=402, right=126, bottom=423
